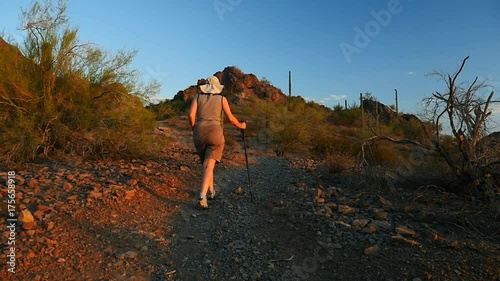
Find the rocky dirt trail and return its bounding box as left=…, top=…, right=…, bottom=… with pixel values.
left=1, top=120, right=499, bottom=280
left=168, top=154, right=329, bottom=281
left=169, top=153, right=500, bottom=281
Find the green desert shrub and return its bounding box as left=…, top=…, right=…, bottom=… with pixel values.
left=0, top=0, right=163, bottom=164
left=389, top=118, right=429, bottom=142
left=333, top=108, right=363, bottom=126
left=324, top=150, right=358, bottom=173
left=148, top=99, right=188, bottom=120
left=271, top=114, right=309, bottom=156
left=309, top=124, right=360, bottom=174
left=365, top=141, right=401, bottom=165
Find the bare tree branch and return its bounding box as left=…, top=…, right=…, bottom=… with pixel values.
left=422, top=56, right=499, bottom=187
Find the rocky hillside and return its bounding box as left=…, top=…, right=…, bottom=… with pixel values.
left=172, top=66, right=288, bottom=104
left=168, top=66, right=422, bottom=128
left=362, top=98, right=421, bottom=125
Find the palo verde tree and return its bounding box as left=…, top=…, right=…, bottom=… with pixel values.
left=0, top=0, right=161, bottom=163
left=422, top=56, right=499, bottom=193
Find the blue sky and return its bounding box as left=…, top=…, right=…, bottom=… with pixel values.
left=1, top=0, right=500, bottom=130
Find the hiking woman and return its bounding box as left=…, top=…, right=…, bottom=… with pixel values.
left=189, top=76, right=246, bottom=209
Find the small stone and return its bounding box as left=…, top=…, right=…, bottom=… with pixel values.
left=370, top=220, right=391, bottom=232
left=28, top=178, right=39, bottom=188
left=89, top=191, right=103, bottom=199
left=180, top=166, right=191, bottom=172
left=335, top=221, right=352, bottom=228
left=33, top=210, right=45, bottom=221
left=403, top=205, right=415, bottom=213
left=314, top=197, right=325, bottom=206
left=338, top=205, right=356, bottom=215
left=126, top=179, right=138, bottom=186
left=19, top=209, right=36, bottom=230
left=63, top=182, right=73, bottom=191
left=104, top=247, right=113, bottom=254
left=364, top=246, right=379, bottom=256
left=324, top=207, right=333, bottom=218
left=38, top=204, right=52, bottom=212
left=110, top=184, right=123, bottom=190
left=79, top=173, right=93, bottom=180
left=377, top=196, right=393, bottom=208
left=46, top=238, right=58, bottom=245
left=125, top=251, right=138, bottom=259
left=57, top=258, right=66, bottom=263
left=351, top=219, right=369, bottom=229
left=326, top=202, right=337, bottom=209
left=374, top=209, right=389, bottom=220
left=391, top=235, right=421, bottom=247
left=395, top=226, right=416, bottom=237
left=124, top=190, right=136, bottom=200
left=362, top=225, right=377, bottom=234
left=235, top=187, right=244, bottom=195
left=46, top=221, right=55, bottom=231
left=67, top=174, right=76, bottom=182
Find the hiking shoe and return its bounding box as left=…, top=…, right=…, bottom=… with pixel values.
left=197, top=198, right=208, bottom=209
left=208, top=190, right=216, bottom=200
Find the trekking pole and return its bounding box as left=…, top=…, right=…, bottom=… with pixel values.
left=241, top=127, right=254, bottom=203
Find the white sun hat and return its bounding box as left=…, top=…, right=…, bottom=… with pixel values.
left=200, top=76, right=224, bottom=94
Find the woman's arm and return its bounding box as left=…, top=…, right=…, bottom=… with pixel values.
left=222, top=97, right=246, bottom=130
left=188, top=96, right=198, bottom=129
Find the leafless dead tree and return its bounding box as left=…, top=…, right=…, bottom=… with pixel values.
left=422, top=56, right=499, bottom=192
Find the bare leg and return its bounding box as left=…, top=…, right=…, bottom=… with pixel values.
left=200, top=158, right=216, bottom=199
left=208, top=171, right=215, bottom=198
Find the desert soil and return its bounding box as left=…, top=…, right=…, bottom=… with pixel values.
left=1, top=119, right=499, bottom=281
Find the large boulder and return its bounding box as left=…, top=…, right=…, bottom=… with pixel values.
left=362, top=99, right=397, bottom=124
left=173, top=66, right=287, bottom=105
left=362, top=99, right=421, bottom=125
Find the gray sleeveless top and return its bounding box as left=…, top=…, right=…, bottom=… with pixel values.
left=196, top=94, right=223, bottom=126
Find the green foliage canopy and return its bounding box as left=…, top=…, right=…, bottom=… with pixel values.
left=0, top=0, right=162, bottom=163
